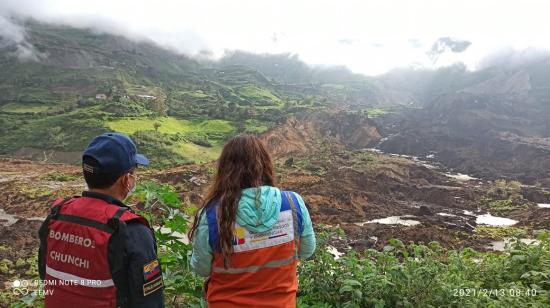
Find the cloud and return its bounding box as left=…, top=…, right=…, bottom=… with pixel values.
left=1, top=0, right=550, bottom=75
left=478, top=47, right=550, bottom=70
left=408, top=39, right=423, bottom=49
left=427, top=37, right=472, bottom=63
left=0, top=14, right=44, bottom=61
left=338, top=39, right=359, bottom=45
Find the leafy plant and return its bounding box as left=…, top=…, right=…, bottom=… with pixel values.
left=129, top=180, right=205, bottom=307
left=298, top=228, right=550, bottom=307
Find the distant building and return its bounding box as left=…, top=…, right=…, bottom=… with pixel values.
left=137, top=94, right=157, bottom=100
left=95, top=93, right=107, bottom=100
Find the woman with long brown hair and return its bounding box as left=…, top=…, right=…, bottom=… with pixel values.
left=188, top=134, right=316, bottom=307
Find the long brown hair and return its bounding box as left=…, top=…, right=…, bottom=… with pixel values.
left=188, top=134, right=276, bottom=267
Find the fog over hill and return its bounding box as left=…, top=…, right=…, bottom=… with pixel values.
left=3, top=0, right=550, bottom=75
left=1, top=11, right=550, bottom=185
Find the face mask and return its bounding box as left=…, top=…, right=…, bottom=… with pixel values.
left=126, top=173, right=137, bottom=198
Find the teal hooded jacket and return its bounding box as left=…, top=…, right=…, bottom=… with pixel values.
left=190, top=186, right=316, bottom=277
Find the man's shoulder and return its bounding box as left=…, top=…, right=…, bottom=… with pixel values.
left=126, top=220, right=154, bottom=238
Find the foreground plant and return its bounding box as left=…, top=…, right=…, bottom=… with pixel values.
left=298, top=228, right=550, bottom=307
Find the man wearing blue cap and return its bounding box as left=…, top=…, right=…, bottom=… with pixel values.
left=38, top=133, right=164, bottom=308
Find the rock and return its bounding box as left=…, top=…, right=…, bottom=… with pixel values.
left=417, top=205, right=433, bottom=216
left=188, top=176, right=206, bottom=186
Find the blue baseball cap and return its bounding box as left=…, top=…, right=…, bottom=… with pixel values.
left=82, top=132, right=149, bottom=174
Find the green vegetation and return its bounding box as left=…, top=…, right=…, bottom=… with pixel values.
left=350, top=107, right=390, bottom=119
left=244, top=119, right=271, bottom=134
left=0, top=259, right=14, bottom=275
left=350, top=151, right=375, bottom=168
left=482, top=180, right=531, bottom=211
left=131, top=131, right=221, bottom=167
left=130, top=181, right=205, bottom=306
left=0, top=105, right=111, bottom=154
left=298, top=229, right=550, bottom=307
left=288, top=140, right=332, bottom=176
left=236, top=85, right=283, bottom=106
left=0, top=103, right=52, bottom=113
left=107, top=117, right=234, bottom=136
left=105, top=117, right=234, bottom=166
left=365, top=108, right=389, bottom=118
left=18, top=183, right=56, bottom=199
left=42, top=171, right=78, bottom=182
left=0, top=252, right=40, bottom=307
left=0, top=22, right=387, bottom=168
left=475, top=226, right=529, bottom=239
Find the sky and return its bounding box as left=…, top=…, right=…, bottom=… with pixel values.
left=1, top=0, right=549, bottom=75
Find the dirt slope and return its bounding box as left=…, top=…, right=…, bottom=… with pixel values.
left=261, top=109, right=381, bottom=159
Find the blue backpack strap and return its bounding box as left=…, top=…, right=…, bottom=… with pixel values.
left=205, top=201, right=220, bottom=252
left=280, top=191, right=291, bottom=211
left=281, top=191, right=303, bottom=236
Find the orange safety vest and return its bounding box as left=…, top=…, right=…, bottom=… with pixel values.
left=205, top=191, right=304, bottom=307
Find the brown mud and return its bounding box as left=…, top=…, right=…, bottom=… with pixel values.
left=1, top=111, right=549, bottom=296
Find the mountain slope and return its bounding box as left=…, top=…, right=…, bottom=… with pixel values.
left=0, top=21, right=389, bottom=166
left=377, top=62, right=550, bottom=185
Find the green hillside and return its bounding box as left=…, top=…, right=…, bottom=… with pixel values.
left=0, top=22, right=388, bottom=166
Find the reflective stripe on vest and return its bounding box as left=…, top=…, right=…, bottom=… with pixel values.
left=46, top=265, right=115, bottom=288
left=212, top=255, right=296, bottom=274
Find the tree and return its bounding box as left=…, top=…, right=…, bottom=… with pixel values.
left=153, top=122, right=161, bottom=132
left=148, top=96, right=167, bottom=116
left=47, top=126, right=68, bottom=150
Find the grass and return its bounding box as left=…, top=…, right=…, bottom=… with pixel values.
left=245, top=119, right=271, bottom=133
left=320, top=83, right=348, bottom=90
left=111, top=118, right=235, bottom=166
left=108, top=117, right=190, bottom=134
left=0, top=108, right=109, bottom=154
left=19, top=183, right=55, bottom=199
left=177, top=90, right=210, bottom=98
left=171, top=142, right=223, bottom=164
left=106, top=117, right=234, bottom=136
left=366, top=107, right=389, bottom=118
left=42, top=171, right=79, bottom=182
left=195, top=119, right=235, bottom=137
left=236, top=85, right=283, bottom=105
left=482, top=179, right=531, bottom=211
left=351, top=151, right=375, bottom=168
left=474, top=226, right=529, bottom=239
left=0, top=103, right=52, bottom=113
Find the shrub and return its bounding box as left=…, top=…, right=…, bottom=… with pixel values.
left=298, top=230, right=550, bottom=307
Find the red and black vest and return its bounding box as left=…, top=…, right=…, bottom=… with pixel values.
left=38, top=196, right=150, bottom=308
